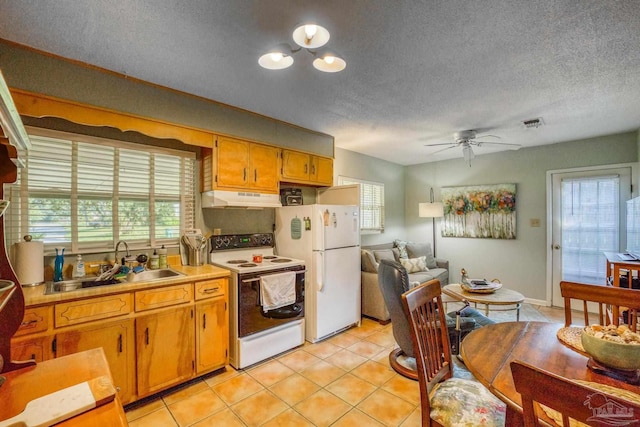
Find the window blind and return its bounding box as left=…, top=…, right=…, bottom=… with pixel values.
left=338, top=176, right=385, bottom=233
left=5, top=129, right=196, bottom=254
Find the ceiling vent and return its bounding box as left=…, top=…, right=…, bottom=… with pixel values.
left=522, top=117, right=544, bottom=129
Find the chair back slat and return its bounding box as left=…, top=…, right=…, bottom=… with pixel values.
left=560, top=281, right=640, bottom=331
left=402, top=279, right=453, bottom=426
left=511, top=360, right=640, bottom=426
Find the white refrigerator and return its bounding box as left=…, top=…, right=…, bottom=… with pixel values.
left=275, top=204, right=361, bottom=343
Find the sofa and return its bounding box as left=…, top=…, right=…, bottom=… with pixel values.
left=361, top=240, right=449, bottom=323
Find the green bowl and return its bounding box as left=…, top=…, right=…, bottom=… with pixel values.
left=581, top=330, right=640, bottom=371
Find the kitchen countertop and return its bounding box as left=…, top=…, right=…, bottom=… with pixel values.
left=21, top=264, right=231, bottom=307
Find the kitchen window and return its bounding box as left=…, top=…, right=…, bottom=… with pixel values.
left=338, top=176, right=384, bottom=233
left=4, top=128, right=195, bottom=253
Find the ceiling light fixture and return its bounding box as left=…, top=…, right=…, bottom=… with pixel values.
left=259, top=23, right=346, bottom=73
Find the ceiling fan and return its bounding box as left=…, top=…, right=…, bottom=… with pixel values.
left=424, top=130, right=521, bottom=165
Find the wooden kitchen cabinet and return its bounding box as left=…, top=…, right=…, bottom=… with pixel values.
left=11, top=334, right=54, bottom=363
left=281, top=149, right=333, bottom=186
left=195, top=297, right=227, bottom=373
left=56, top=318, right=136, bottom=404
left=214, top=136, right=279, bottom=193
left=136, top=305, right=195, bottom=398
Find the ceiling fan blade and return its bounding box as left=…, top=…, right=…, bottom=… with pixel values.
left=428, top=145, right=459, bottom=155
left=424, top=142, right=458, bottom=147
left=476, top=141, right=522, bottom=149
left=474, top=134, right=501, bottom=140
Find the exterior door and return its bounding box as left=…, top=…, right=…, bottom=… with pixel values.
left=550, top=166, right=632, bottom=307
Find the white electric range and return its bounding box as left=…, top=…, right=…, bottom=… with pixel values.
left=209, top=233, right=306, bottom=369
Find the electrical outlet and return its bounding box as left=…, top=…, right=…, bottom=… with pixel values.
left=213, top=228, right=222, bottom=235
left=530, top=218, right=541, bottom=227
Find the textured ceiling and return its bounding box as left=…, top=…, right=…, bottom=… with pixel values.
left=1, top=1, right=639, bottom=165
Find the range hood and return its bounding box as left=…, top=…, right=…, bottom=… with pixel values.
left=201, top=190, right=282, bottom=208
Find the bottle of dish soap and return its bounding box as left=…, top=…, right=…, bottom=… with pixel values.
left=73, top=254, right=86, bottom=278
left=150, top=249, right=160, bottom=270
left=158, top=245, right=168, bottom=269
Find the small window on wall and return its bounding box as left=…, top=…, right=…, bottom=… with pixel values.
left=338, top=176, right=385, bottom=233
left=4, top=128, right=196, bottom=253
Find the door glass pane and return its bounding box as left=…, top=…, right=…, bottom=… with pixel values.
left=561, top=176, right=619, bottom=284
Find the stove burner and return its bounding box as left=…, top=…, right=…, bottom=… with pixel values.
left=263, top=256, right=277, bottom=259
left=271, top=258, right=292, bottom=263
left=239, top=263, right=258, bottom=267
left=228, top=260, right=249, bottom=264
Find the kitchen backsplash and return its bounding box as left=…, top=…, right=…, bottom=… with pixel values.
left=202, top=208, right=276, bottom=235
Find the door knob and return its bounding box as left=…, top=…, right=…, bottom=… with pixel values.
left=553, top=244, right=561, bottom=250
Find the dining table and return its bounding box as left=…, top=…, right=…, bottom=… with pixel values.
left=459, top=321, right=640, bottom=426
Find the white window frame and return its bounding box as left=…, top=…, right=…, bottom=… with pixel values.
left=338, top=176, right=384, bottom=234
left=5, top=127, right=196, bottom=254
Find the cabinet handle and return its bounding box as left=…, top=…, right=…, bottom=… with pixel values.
left=203, top=313, right=207, bottom=330
left=20, top=320, right=37, bottom=328
left=145, top=327, right=149, bottom=346
left=118, top=334, right=123, bottom=353
left=203, top=287, right=220, bottom=293
left=243, top=168, right=247, bottom=181
left=304, top=164, right=308, bottom=174
left=254, top=169, right=257, bottom=182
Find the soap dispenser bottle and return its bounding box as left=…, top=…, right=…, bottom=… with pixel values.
left=73, top=254, right=86, bottom=278
left=150, top=249, right=160, bottom=270
left=158, top=245, right=167, bottom=269
left=54, top=247, right=65, bottom=282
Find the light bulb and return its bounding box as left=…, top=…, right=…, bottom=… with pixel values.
left=270, top=52, right=283, bottom=62
left=324, top=56, right=335, bottom=64
left=304, top=25, right=317, bottom=39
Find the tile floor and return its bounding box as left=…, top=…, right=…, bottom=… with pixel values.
left=125, top=304, right=567, bottom=427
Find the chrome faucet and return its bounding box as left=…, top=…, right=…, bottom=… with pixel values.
left=115, top=240, right=130, bottom=265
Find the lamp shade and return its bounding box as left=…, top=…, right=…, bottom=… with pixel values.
left=419, top=202, right=444, bottom=218
left=313, top=55, right=346, bottom=72
left=292, top=24, right=330, bottom=49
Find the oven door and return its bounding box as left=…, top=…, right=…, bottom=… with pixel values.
left=238, top=266, right=305, bottom=337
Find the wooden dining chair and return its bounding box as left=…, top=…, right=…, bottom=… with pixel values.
left=402, top=279, right=506, bottom=427
left=511, top=360, right=640, bottom=426
left=560, top=281, right=640, bottom=331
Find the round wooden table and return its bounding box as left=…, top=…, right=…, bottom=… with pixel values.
left=460, top=321, right=640, bottom=426
left=442, top=283, right=524, bottom=320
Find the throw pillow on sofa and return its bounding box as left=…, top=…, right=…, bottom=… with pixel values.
left=400, top=256, right=428, bottom=273
left=372, top=248, right=396, bottom=263
left=361, top=250, right=379, bottom=273
left=406, top=242, right=438, bottom=269
left=393, top=239, right=409, bottom=259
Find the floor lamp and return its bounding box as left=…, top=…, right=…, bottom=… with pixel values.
left=418, top=188, right=444, bottom=257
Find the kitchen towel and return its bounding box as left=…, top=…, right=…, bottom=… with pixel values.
left=260, top=271, right=296, bottom=313
left=12, top=239, right=44, bottom=285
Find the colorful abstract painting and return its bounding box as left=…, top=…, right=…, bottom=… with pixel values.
left=441, top=184, right=516, bottom=239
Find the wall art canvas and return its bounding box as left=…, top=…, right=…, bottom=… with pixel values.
left=441, top=184, right=516, bottom=239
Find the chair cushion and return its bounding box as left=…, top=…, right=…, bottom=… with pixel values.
left=406, top=242, right=438, bottom=269
left=430, top=378, right=506, bottom=427
left=372, top=249, right=396, bottom=263
left=400, top=256, right=427, bottom=273
left=361, top=250, right=378, bottom=273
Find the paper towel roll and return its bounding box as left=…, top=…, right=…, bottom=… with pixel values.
left=13, top=240, right=44, bottom=286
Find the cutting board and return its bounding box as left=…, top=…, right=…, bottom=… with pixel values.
left=0, top=376, right=116, bottom=427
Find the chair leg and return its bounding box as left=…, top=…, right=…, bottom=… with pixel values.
left=389, top=348, right=419, bottom=380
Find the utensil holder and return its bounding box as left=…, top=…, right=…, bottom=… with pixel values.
left=187, top=247, right=205, bottom=266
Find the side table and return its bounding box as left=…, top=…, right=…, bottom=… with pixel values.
left=442, top=283, right=525, bottom=321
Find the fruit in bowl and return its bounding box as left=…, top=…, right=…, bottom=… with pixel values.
left=581, top=324, right=640, bottom=371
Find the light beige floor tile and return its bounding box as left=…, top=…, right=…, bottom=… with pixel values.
left=325, top=373, right=377, bottom=405
left=167, top=388, right=227, bottom=427
left=203, top=365, right=241, bottom=387
left=325, top=348, right=368, bottom=371
left=332, top=408, right=386, bottom=427
left=125, top=398, right=165, bottom=423
left=400, top=406, right=423, bottom=427
left=162, top=380, right=209, bottom=405
left=269, top=373, right=320, bottom=406
left=277, top=349, right=321, bottom=371
left=247, top=359, right=295, bottom=387
left=260, top=408, right=315, bottom=427
left=345, top=325, right=380, bottom=339
left=128, top=407, right=178, bottom=427
left=190, top=407, right=246, bottom=427
left=327, top=331, right=362, bottom=348
left=211, top=372, right=265, bottom=405
left=304, top=340, right=342, bottom=359
left=357, top=389, right=416, bottom=427
left=351, top=360, right=396, bottom=386
left=371, top=348, right=392, bottom=366
left=346, top=340, right=386, bottom=358
left=299, top=359, right=347, bottom=387
left=364, top=329, right=397, bottom=347
left=230, top=389, right=288, bottom=426
left=294, top=389, right=352, bottom=427
left=381, top=374, right=421, bottom=405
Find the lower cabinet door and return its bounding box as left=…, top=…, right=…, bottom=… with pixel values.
left=136, top=306, right=194, bottom=397
left=56, top=318, right=136, bottom=404
left=11, top=335, right=54, bottom=364
left=195, top=297, right=227, bottom=373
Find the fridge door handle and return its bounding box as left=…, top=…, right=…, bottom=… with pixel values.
left=317, top=208, right=326, bottom=251
left=315, top=251, right=324, bottom=291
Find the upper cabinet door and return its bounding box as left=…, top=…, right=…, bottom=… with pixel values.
left=250, top=144, right=280, bottom=192
left=311, top=156, right=333, bottom=186
left=281, top=150, right=310, bottom=181
left=216, top=137, right=250, bottom=188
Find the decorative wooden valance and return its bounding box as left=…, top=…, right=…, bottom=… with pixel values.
left=10, top=89, right=215, bottom=148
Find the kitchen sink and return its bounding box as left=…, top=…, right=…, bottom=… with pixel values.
left=126, top=268, right=185, bottom=282
left=44, top=269, right=186, bottom=294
